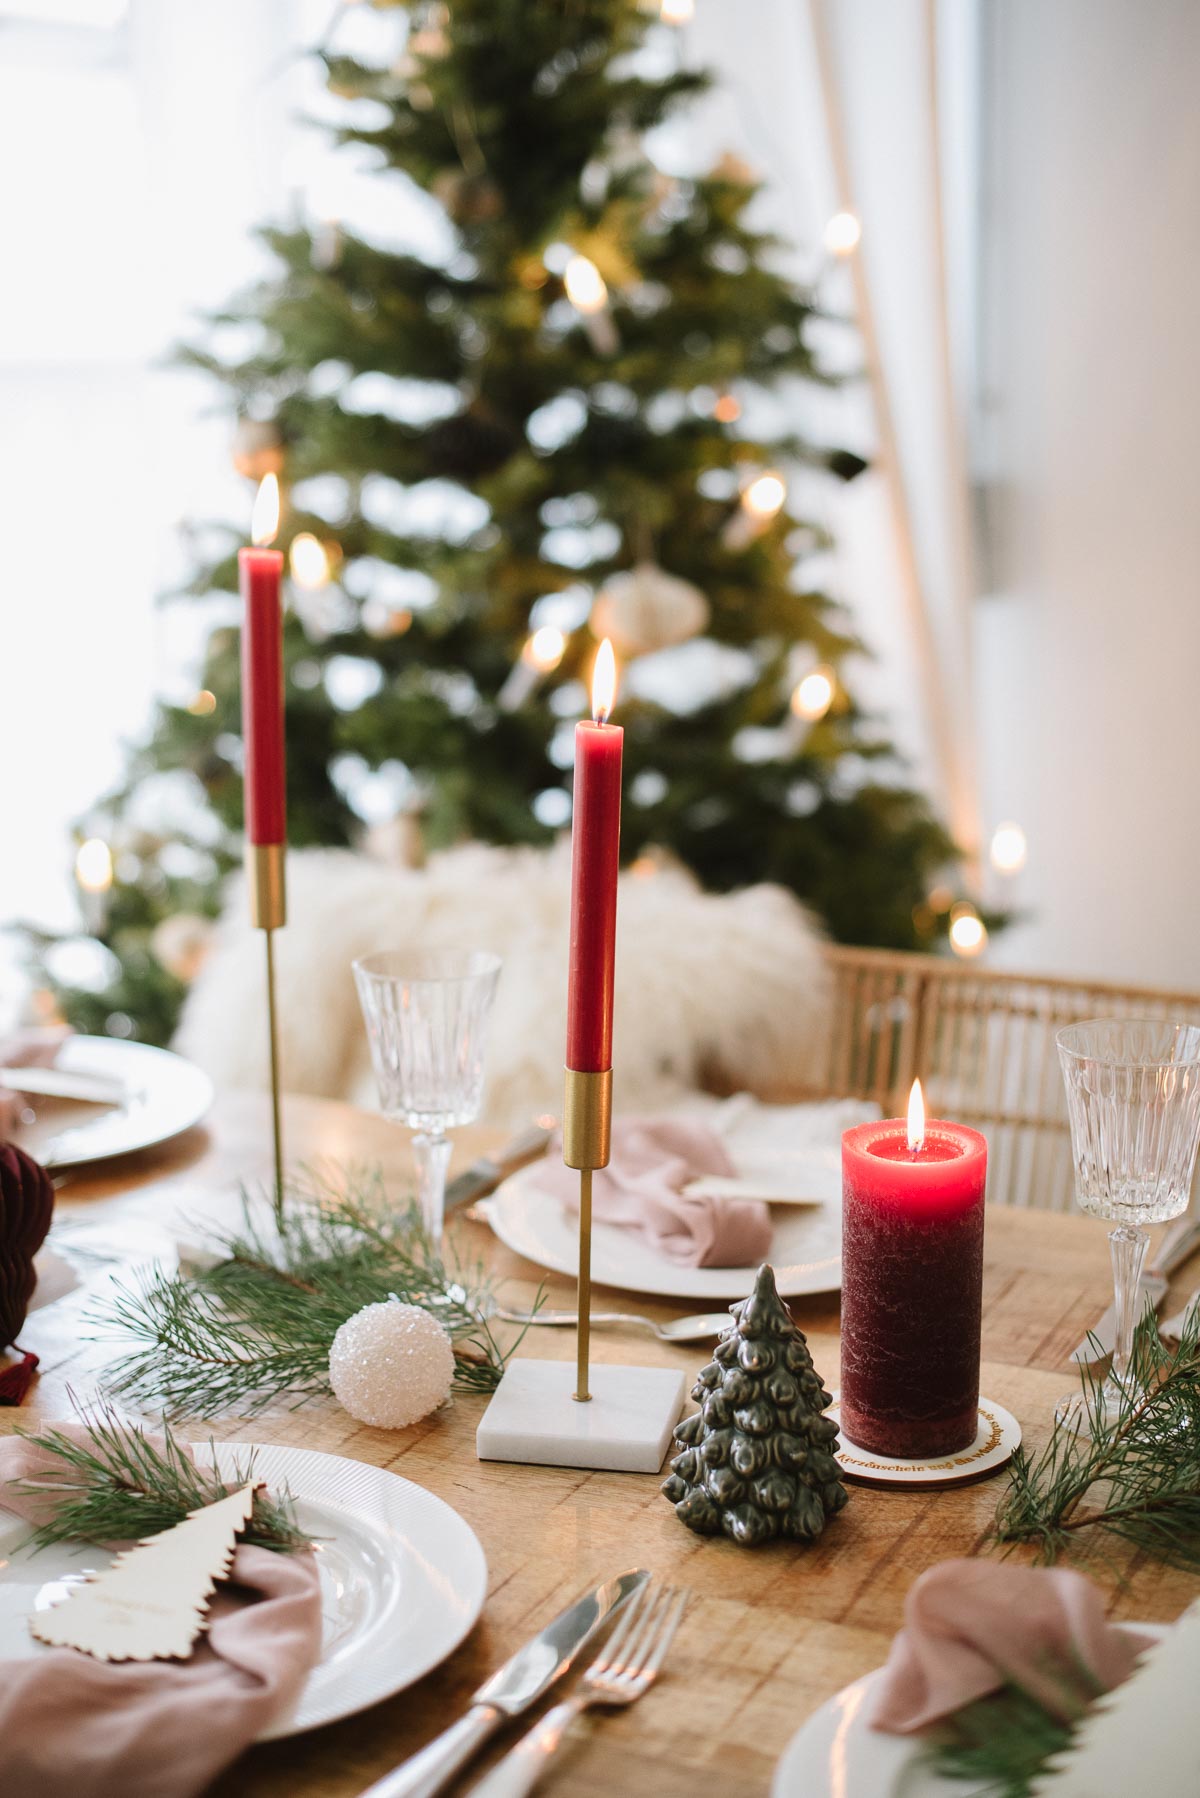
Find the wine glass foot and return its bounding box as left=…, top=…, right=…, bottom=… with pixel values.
left=1054, top=1376, right=1131, bottom=1437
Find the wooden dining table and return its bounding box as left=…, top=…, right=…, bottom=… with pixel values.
left=8, top=1090, right=1200, bottom=1797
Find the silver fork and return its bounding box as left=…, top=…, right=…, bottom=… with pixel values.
left=494, top=1307, right=729, bottom=1345
left=465, top=1581, right=689, bottom=1798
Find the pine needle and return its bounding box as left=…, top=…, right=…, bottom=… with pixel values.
left=13, top=1400, right=310, bottom=1553
left=92, top=1164, right=518, bottom=1420
left=992, top=1304, right=1200, bottom=1569
left=924, top=1680, right=1094, bottom=1796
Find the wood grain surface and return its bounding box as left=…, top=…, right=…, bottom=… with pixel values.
left=8, top=1092, right=1200, bottom=1797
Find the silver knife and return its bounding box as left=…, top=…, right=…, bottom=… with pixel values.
left=1161, top=1287, right=1200, bottom=1342
left=1071, top=1212, right=1200, bottom=1364
left=444, top=1121, right=555, bottom=1215
left=356, top=1568, right=648, bottom=1798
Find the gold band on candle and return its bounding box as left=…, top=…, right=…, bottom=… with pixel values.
left=562, top=1067, right=613, bottom=1170
left=246, top=843, right=287, bottom=932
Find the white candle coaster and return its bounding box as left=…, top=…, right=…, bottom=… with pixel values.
left=827, top=1395, right=1022, bottom=1488
left=476, top=1358, right=686, bottom=1473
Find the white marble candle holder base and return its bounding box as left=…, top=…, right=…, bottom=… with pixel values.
left=476, top=1359, right=686, bottom=1473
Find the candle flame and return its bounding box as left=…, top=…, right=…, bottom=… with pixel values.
left=591, top=637, right=617, bottom=724
left=251, top=473, right=280, bottom=547
left=907, top=1078, right=926, bottom=1153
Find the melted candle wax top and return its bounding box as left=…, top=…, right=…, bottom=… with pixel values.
left=867, top=1134, right=963, bottom=1164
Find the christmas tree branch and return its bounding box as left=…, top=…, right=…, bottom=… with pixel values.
left=991, top=1305, right=1200, bottom=1569
left=93, top=1164, right=517, bottom=1421
left=13, top=1400, right=310, bottom=1554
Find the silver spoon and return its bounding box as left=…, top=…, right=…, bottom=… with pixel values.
left=495, top=1306, right=730, bottom=1344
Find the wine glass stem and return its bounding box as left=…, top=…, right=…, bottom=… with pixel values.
left=413, top=1131, right=452, bottom=1241
left=1109, top=1223, right=1150, bottom=1390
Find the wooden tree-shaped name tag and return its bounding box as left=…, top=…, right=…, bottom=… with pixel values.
left=31, top=1483, right=259, bottom=1662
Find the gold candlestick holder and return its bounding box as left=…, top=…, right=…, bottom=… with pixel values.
left=246, top=842, right=286, bottom=1227
left=475, top=1059, right=684, bottom=1473
left=562, top=1066, right=613, bottom=1403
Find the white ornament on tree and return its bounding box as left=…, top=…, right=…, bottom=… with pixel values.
left=151, top=911, right=214, bottom=983
left=30, top=1483, right=258, bottom=1662
left=329, top=1299, right=456, bottom=1429
left=591, top=563, right=710, bottom=657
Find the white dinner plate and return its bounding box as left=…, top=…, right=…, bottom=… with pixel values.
left=772, top=1626, right=1165, bottom=1798
left=12, top=1036, right=214, bottom=1170
left=481, top=1163, right=841, bottom=1300
left=0, top=1441, right=488, bottom=1739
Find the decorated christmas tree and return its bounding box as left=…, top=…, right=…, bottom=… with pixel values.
left=40, top=0, right=969, bottom=1045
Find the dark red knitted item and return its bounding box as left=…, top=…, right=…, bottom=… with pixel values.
left=0, top=1142, right=54, bottom=1403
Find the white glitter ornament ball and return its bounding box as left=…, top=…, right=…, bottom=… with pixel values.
left=328, top=1301, right=455, bottom=1429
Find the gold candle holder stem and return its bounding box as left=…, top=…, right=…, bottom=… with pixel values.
left=576, top=1167, right=593, bottom=1402
left=247, top=843, right=287, bottom=1229
left=562, top=1067, right=614, bottom=1407
left=264, top=927, right=284, bottom=1229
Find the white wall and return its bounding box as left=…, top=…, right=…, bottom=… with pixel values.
left=978, top=0, right=1200, bottom=988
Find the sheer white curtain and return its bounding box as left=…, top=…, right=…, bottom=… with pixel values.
left=682, top=0, right=983, bottom=868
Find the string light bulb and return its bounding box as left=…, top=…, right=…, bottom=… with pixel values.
left=990, top=821, right=1028, bottom=875
left=289, top=532, right=332, bottom=591
left=949, top=904, right=987, bottom=958
left=823, top=211, right=862, bottom=256
left=713, top=392, right=741, bottom=424
left=742, top=471, right=787, bottom=519
left=791, top=666, right=836, bottom=723
left=76, top=838, right=114, bottom=895
left=660, top=0, right=694, bottom=20
left=188, top=690, right=217, bottom=717
left=563, top=255, right=608, bottom=314
left=524, top=625, right=566, bottom=673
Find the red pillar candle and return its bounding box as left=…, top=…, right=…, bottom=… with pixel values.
left=238, top=474, right=286, bottom=845
left=565, top=640, right=623, bottom=1073
left=840, top=1082, right=987, bottom=1458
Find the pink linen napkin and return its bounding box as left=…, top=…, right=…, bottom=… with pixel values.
left=870, top=1559, right=1154, bottom=1734
left=0, top=1033, right=68, bottom=1144
left=530, top=1116, right=773, bottom=1268
left=0, top=1428, right=323, bottom=1798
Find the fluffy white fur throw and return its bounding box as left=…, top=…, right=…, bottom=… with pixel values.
left=176, top=844, right=830, bottom=1126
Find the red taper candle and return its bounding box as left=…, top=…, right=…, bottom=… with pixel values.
left=238, top=474, right=286, bottom=845
left=566, top=639, right=623, bottom=1073
left=840, top=1081, right=987, bottom=1458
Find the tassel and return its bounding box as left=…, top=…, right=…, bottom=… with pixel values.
left=0, top=1347, right=40, bottom=1405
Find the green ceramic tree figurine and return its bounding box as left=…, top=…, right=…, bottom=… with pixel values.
left=662, top=1263, right=847, bottom=1546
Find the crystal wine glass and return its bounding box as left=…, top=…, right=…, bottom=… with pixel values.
left=353, top=950, right=501, bottom=1241
left=1056, top=1018, right=1200, bottom=1426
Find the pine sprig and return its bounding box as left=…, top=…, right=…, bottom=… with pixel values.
left=94, top=1165, right=517, bottom=1420
left=13, top=1401, right=310, bottom=1553
left=925, top=1679, right=1098, bottom=1797
left=992, top=1305, right=1200, bottom=1569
